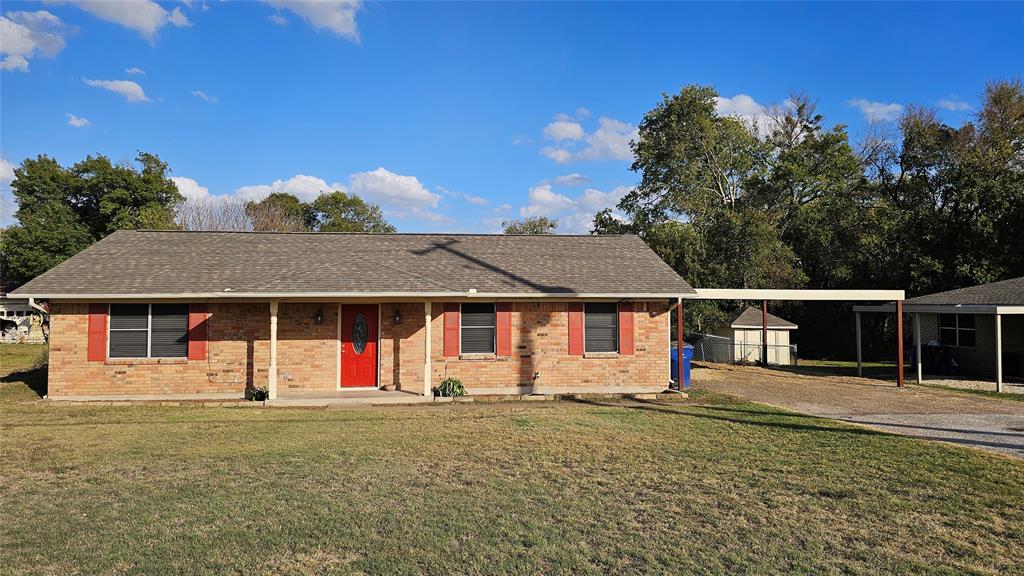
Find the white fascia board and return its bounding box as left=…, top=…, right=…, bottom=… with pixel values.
left=689, top=289, right=905, bottom=301
left=731, top=325, right=798, bottom=330
left=23, top=291, right=692, bottom=301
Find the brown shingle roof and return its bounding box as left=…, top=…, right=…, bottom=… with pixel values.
left=730, top=306, right=797, bottom=329
left=12, top=230, right=694, bottom=298
left=906, top=277, right=1024, bottom=306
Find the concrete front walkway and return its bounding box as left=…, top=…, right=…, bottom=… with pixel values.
left=693, top=363, right=1024, bottom=458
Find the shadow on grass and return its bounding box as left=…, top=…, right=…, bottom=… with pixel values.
left=770, top=364, right=903, bottom=382
left=1, top=366, right=47, bottom=399
left=570, top=398, right=888, bottom=437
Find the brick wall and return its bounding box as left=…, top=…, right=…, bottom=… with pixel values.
left=48, top=302, right=270, bottom=397
left=427, top=301, right=670, bottom=394
left=48, top=300, right=671, bottom=397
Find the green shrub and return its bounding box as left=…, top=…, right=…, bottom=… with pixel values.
left=435, top=377, right=465, bottom=397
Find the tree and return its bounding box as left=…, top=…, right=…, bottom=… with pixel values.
left=501, top=216, right=558, bottom=234
left=244, top=193, right=315, bottom=232
left=2, top=152, right=182, bottom=287
left=175, top=197, right=250, bottom=231
left=310, top=191, right=396, bottom=233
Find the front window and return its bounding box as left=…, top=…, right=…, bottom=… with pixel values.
left=939, top=314, right=976, bottom=348
left=584, top=303, right=618, bottom=353
left=461, top=303, right=495, bottom=354
left=109, top=304, right=189, bottom=358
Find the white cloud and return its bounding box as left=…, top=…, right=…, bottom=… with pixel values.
left=348, top=167, right=439, bottom=208
left=124, top=66, right=145, bottom=75
left=0, top=11, right=67, bottom=73
left=268, top=13, right=288, bottom=26
left=848, top=98, right=903, bottom=122
left=575, top=107, right=591, bottom=118
left=65, top=112, right=90, bottom=127
left=540, top=147, right=573, bottom=164
left=518, top=182, right=631, bottom=233
left=938, top=98, right=971, bottom=111
left=171, top=176, right=210, bottom=200
left=84, top=78, right=149, bottom=102
left=714, top=93, right=779, bottom=134
left=71, top=0, right=190, bottom=40
left=235, top=174, right=344, bottom=202
left=0, top=156, right=16, bottom=224
left=437, top=185, right=487, bottom=206
left=519, top=184, right=575, bottom=218
left=576, top=117, right=637, bottom=161
left=543, top=120, right=584, bottom=142
left=192, top=90, right=218, bottom=103
left=548, top=173, right=590, bottom=187
left=493, top=203, right=512, bottom=214
left=263, top=0, right=362, bottom=42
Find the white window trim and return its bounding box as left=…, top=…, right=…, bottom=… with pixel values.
left=107, top=303, right=189, bottom=359
left=460, top=302, right=496, bottom=355
left=584, top=302, right=619, bottom=354
left=939, top=314, right=976, bottom=349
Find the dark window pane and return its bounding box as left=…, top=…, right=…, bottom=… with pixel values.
left=110, top=304, right=149, bottom=330
left=958, top=329, right=976, bottom=348
left=939, top=314, right=956, bottom=328
left=462, top=327, right=495, bottom=353
left=939, top=328, right=958, bottom=346
left=109, top=329, right=148, bottom=358
left=957, top=314, right=975, bottom=329
left=151, top=304, right=188, bottom=357
left=585, top=303, right=618, bottom=353
left=462, top=303, right=495, bottom=328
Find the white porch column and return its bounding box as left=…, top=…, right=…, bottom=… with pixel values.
left=269, top=299, right=279, bottom=400
left=855, top=311, right=862, bottom=377
left=914, top=313, right=922, bottom=384
left=423, top=301, right=432, bottom=396
left=996, top=313, right=1003, bottom=393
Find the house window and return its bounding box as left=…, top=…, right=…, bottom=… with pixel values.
left=109, top=304, right=189, bottom=358
left=939, top=314, right=976, bottom=348
left=461, top=303, right=495, bottom=354
left=584, top=303, right=618, bottom=353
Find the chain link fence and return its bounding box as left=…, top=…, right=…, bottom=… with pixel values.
left=686, top=332, right=798, bottom=366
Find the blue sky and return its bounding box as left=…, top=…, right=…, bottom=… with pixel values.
left=2, top=1, right=1021, bottom=232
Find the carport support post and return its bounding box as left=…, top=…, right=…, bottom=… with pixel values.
left=269, top=299, right=278, bottom=400
left=896, top=299, right=904, bottom=388
left=855, top=311, right=862, bottom=377
left=677, top=297, right=684, bottom=387
left=996, top=313, right=1003, bottom=393
left=762, top=300, right=769, bottom=366
left=914, top=313, right=922, bottom=384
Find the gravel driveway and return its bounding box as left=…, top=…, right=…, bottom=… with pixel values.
left=693, top=363, right=1024, bottom=458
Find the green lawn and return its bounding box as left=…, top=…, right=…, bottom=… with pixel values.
left=1, top=344, right=1022, bottom=575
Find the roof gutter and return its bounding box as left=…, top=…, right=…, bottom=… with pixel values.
left=15, top=291, right=696, bottom=301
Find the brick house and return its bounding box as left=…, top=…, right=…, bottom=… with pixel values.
left=11, top=230, right=695, bottom=400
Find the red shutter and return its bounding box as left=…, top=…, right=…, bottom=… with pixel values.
left=496, top=303, right=512, bottom=356
left=443, top=303, right=460, bottom=357
left=568, top=303, right=584, bottom=355
left=188, top=304, right=208, bottom=361
left=87, top=304, right=107, bottom=362
left=618, top=302, right=634, bottom=355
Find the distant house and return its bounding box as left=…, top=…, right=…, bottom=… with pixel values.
left=713, top=307, right=797, bottom=365
left=905, top=276, right=1024, bottom=383
left=0, top=296, right=46, bottom=342
left=11, top=230, right=695, bottom=400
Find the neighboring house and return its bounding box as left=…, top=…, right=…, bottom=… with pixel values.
left=713, top=307, right=797, bottom=365
left=0, top=296, right=46, bottom=342
left=10, top=230, right=694, bottom=399
left=905, top=276, right=1024, bottom=382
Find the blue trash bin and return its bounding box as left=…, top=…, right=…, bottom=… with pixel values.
left=670, top=345, right=694, bottom=389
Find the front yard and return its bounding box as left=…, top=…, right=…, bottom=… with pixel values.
left=1, top=344, right=1022, bottom=575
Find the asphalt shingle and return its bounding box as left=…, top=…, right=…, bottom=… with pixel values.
left=906, top=277, right=1024, bottom=306
left=12, top=230, right=695, bottom=298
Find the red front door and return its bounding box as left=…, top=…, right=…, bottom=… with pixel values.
left=341, top=304, right=378, bottom=387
